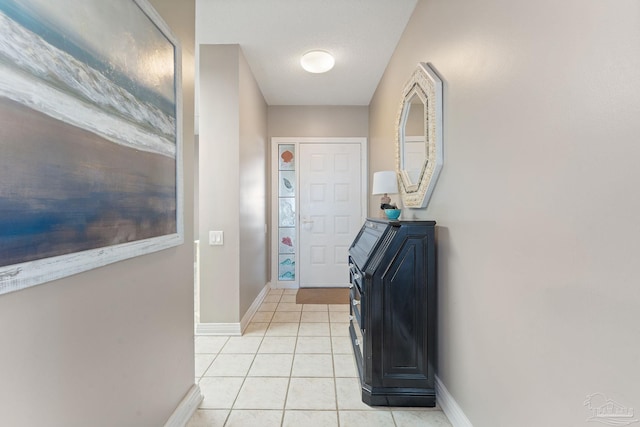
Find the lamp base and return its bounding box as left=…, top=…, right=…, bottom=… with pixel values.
left=384, top=209, right=401, bottom=220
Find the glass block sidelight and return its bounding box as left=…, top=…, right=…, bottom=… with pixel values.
left=278, top=144, right=295, bottom=280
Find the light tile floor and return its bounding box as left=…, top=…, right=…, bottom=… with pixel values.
left=188, top=288, right=452, bottom=427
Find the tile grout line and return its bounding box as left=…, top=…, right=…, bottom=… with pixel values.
left=224, top=338, right=260, bottom=422
left=284, top=290, right=301, bottom=426
left=329, top=303, right=342, bottom=427
left=195, top=335, right=230, bottom=381
left=225, top=292, right=277, bottom=424
left=270, top=291, right=288, bottom=427
left=279, top=300, right=297, bottom=427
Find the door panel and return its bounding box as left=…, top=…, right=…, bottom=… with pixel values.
left=299, top=143, right=362, bottom=288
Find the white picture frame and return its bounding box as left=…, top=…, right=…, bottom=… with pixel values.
left=0, top=0, right=183, bottom=294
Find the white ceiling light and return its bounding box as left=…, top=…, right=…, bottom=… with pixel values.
left=300, top=50, right=335, bottom=73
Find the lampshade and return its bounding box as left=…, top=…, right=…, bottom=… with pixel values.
left=372, top=171, right=398, bottom=195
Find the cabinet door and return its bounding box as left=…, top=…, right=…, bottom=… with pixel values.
left=380, top=233, right=431, bottom=388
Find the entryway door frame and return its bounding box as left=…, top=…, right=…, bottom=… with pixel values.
left=270, top=137, right=368, bottom=289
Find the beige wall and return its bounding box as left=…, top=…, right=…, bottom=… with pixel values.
left=198, top=44, right=268, bottom=323
left=238, top=50, right=269, bottom=316
left=198, top=45, right=241, bottom=323
left=369, top=0, right=640, bottom=426
left=268, top=106, right=368, bottom=138
left=0, top=1, right=196, bottom=425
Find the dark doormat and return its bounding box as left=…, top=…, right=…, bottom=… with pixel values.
left=296, top=287, right=350, bottom=305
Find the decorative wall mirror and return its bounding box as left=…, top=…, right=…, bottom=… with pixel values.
left=396, top=62, right=443, bottom=208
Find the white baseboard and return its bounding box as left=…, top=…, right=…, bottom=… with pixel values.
left=240, top=283, right=270, bottom=332
left=436, top=375, right=473, bottom=427
left=195, top=322, right=241, bottom=335
left=270, top=281, right=299, bottom=290
left=163, top=384, right=203, bottom=427
left=195, top=283, right=271, bottom=336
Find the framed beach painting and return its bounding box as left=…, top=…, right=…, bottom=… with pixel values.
left=0, top=0, right=183, bottom=294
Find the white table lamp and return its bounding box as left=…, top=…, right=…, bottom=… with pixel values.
left=372, top=171, right=399, bottom=219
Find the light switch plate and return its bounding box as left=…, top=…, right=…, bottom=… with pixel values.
left=209, top=230, right=224, bottom=245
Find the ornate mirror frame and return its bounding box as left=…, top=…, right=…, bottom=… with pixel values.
left=395, top=62, right=443, bottom=208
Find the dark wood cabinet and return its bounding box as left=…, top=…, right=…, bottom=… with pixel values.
left=348, top=218, right=436, bottom=407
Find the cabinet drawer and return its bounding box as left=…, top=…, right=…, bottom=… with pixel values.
left=353, top=319, right=364, bottom=359
left=349, top=321, right=364, bottom=378
left=349, top=259, right=364, bottom=293
left=350, top=284, right=363, bottom=331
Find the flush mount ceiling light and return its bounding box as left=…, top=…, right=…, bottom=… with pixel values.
left=300, top=50, right=335, bottom=73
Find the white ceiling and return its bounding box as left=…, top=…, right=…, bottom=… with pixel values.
left=196, top=0, right=418, bottom=106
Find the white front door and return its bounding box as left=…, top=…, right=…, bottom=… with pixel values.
left=299, top=143, right=363, bottom=288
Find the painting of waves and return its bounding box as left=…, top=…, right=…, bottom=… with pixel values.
left=0, top=0, right=181, bottom=292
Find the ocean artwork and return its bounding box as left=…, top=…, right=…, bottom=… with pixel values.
left=0, top=0, right=182, bottom=294
left=278, top=255, right=295, bottom=281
